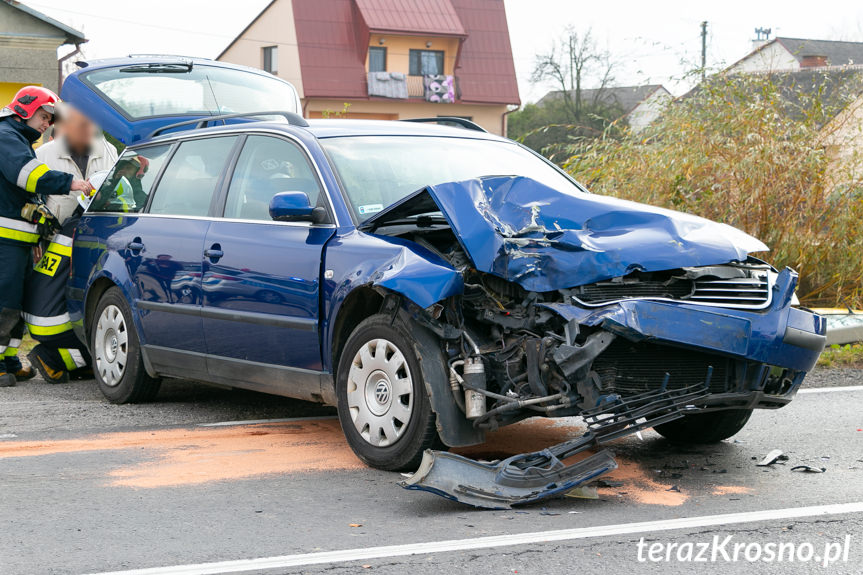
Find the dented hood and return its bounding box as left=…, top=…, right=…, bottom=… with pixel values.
left=362, top=176, right=768, bottom=292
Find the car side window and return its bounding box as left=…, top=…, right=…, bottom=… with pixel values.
left=88, top=144, right=172, bottom=213
left=148, top=136, right=238, bottom=217
left=223, top=135, right=323, bottom=221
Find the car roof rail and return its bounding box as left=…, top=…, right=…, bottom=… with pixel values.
left=148, top=111, right=309, bottom=139
left=401, top=117, right=487, bottom=133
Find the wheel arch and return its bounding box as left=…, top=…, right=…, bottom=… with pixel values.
left=329, top=286, right=484, bottom=448
left=330, top=286, right=385, bottom=374
left=84, top=277, right=119, bottom=347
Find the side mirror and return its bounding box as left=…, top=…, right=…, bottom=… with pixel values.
left=269, top=191, right=327, bottom=224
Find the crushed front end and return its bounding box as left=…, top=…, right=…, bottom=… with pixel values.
left=400, top=262, right=825, bottom=508
left=362, top=176, right=826, bottom=507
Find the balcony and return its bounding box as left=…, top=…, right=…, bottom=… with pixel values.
left=367, top=72, right=458, bottom=102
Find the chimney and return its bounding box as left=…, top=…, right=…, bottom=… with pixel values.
left=800, top=54, right=828, bottom=68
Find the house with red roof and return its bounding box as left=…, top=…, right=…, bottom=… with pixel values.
left=217, top=0, right=520, bottom=135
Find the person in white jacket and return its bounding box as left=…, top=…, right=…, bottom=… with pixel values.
left=36, top=104, right=118, bottom=223
left=20, top=105, right=118, bottom=383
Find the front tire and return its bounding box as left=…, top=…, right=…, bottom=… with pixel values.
left=336, top=314, right=441, bottom=471
left=91, top=287, right=160, bottom=404
left=654, top=408, right=753, bottom=444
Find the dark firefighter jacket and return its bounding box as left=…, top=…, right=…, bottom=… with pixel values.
left=0, top=116, right=73, bottom=246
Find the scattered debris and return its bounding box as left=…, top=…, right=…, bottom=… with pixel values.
left=791, top=465, right=826, bottom=473
left=594, top=479, right=624, bottom=488
left=349, top=523, right=363, bottom=527
left=666, top=485, right=681, bottom=493
left=539, top=508, right=561, bottom=516
left=401, top=384, right=709, bottom=508
left=756, top=449, right=789, bottom=467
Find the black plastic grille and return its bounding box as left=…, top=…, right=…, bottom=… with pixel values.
left=591, top=340, right=731, bottom=395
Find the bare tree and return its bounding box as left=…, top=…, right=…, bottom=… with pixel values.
left=531, top=27, right=617, bottom=122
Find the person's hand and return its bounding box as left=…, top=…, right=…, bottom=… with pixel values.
left=32, top=244, right=43, bottom=263
left=84, top=180, right=98, bottom=196
left=71, top=179, right=93, bottom=193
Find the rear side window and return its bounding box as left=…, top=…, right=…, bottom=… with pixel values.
left=88, top=144, right=172, bottom=213
left=223, top=135, right=322, bottom=221
left=148, top=137, right=237, bottom=217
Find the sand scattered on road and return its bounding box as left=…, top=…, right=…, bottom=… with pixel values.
left=0, top=417, right=750, bottom=502
left=0, top=420, right=365, bottom=487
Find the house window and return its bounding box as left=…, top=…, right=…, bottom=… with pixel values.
left=368, top=46, right=387, bottom=73
left=409, top=49, right=444, bottom=76
left=262, top=46, right=278, bottom=74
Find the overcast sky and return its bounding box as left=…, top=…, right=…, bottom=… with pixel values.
left=27, top=0, right=863, bottom=103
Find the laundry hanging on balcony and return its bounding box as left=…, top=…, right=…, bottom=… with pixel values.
left=367, top=72, right=409, bottom=99
left=423, top=75, right=455, bottom=103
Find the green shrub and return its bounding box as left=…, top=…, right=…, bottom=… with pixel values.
left=563, top=72, right=863, bottom=307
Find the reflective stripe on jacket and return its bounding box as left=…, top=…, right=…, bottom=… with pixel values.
left=0, top=117, right=74, bottom=246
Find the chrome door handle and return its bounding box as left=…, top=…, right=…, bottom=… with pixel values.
left=127, top=239, right=144, bottom=252
left=204, top=244, right=223, bottom=260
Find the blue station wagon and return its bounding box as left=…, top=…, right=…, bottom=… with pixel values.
left=63, top=57, right=825, bottom=488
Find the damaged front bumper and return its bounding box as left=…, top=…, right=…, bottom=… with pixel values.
left=544, top=267, right=826, bottom=409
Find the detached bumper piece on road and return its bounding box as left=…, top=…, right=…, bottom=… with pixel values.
left=401, top=382, right=710, bottom=509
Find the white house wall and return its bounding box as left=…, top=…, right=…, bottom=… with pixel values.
left=727, top=42, right=799, bottom=73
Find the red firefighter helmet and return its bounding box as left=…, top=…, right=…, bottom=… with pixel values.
left=0, top=86, right=60, bottom=123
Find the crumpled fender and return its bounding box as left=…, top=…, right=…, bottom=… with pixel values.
left=371, top=239, right=464, bottom=309
left=363, top=176, right=768, bottom=292
left=322, top=230, right=464, bottom=371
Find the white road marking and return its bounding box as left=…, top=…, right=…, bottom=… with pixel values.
left=798, top=385, right=863, bottom=394
left=198, top=415, right=338, bottom=427
left=86, top=501, right=863, bottom=575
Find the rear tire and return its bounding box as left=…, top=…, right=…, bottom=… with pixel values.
left=90, top=287, right=161, bottom=404
left=654, top=408, right=753, bottom=444
left=336, top=314, right=441, bottom=471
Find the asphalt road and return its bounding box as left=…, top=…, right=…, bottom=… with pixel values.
left=1, top=367, right=862, bottom=575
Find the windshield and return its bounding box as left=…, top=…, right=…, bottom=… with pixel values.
left=80, top=63, right=299, bottom=119
left=320, top=136, right=584, bottom=221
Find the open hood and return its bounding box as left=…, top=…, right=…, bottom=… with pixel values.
left=61, top=56, right=302, bottom=145
left=361, top=176, right=768, bottom=292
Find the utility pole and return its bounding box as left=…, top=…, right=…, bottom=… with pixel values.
left=700, top=21, right=708, bottom=82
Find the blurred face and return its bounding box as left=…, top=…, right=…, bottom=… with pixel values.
left=62, top=108, right=98, bottom=153
left=25, top=108, right=52, bottom=134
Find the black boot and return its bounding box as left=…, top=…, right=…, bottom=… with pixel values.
left=5, top=355, right=35, bottom=381
left=0, top=371, right=15, bottom=387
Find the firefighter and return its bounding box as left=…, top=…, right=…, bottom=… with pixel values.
left=0, top=86, right=91, bottom=388
left=24, top=190, right=97, bottom=383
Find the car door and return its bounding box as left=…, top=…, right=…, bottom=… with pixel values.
left=202, top=134, right=336, bottom=392
left=124, top=135, right=239, bottom=377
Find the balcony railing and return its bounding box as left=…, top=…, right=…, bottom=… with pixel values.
left=406, top=75, right=425, bottom=98
left=367, top=72, right=459, bottom=102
